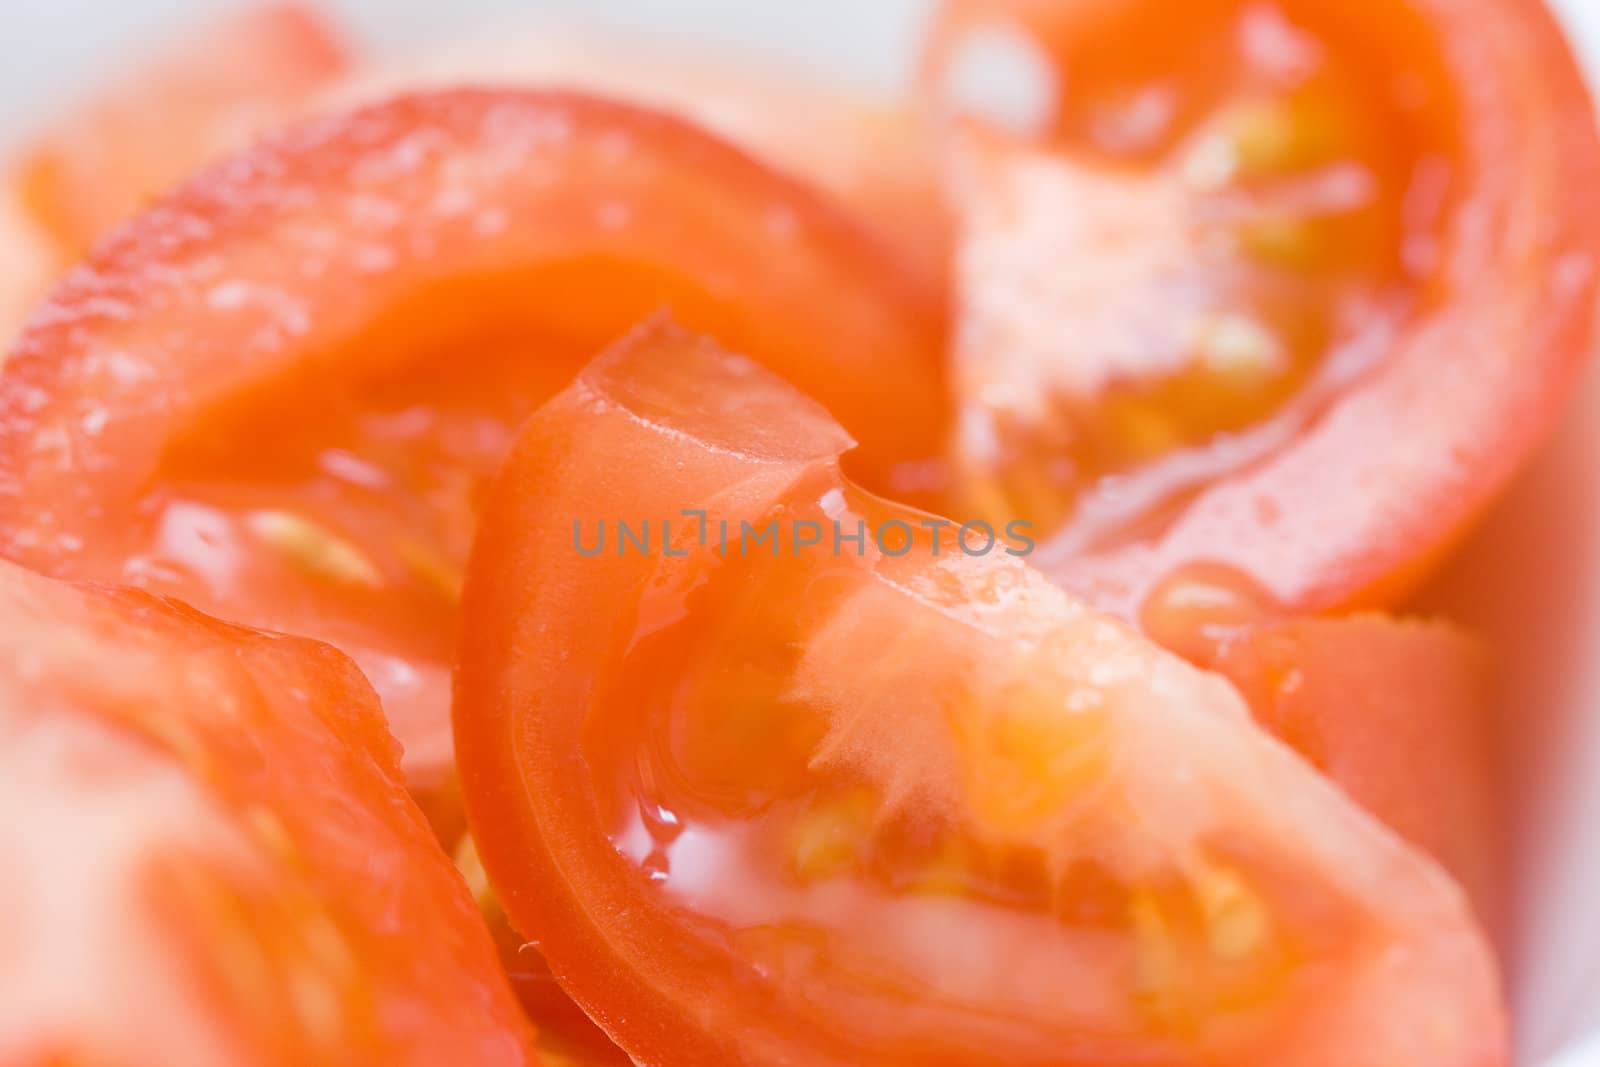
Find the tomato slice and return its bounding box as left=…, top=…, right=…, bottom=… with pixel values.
left=923, top=0, right=1600, bottom=617
left=0, top=559, right=533, bottom=1065
left=1210, top=616, right=1501, bottom=931
left=455, top=320, right=1505, bottom=1066
left=334, top=28, right=948, bottom=287
left=1141, top=570, right=1502, bottom=930
left=452, top=839, right=635, bottom=1067
left=0, top=89, right=945, bottom=830
left=11, top=3, right=350, bottom=267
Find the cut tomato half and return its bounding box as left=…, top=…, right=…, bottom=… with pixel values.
left=455, top=319, right=1505, bottom=1067
left=923, top=0, right=1600, bottom=617
left=0, top=559, right=533, bottom=1065
left=0, top=89, right=945, bottom=829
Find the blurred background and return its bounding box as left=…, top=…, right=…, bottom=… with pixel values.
left=10, top=0, right=1593, bottom=141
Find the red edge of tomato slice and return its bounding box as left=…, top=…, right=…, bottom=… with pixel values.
left=0, top=558, right=535, bottom=1065
left=456, top=318, right=1506, bottom=1067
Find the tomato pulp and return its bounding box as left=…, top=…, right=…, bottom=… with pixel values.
left=925, top=0, right=1600, bottom=617
left=455, top=320, right=1505, bottom=1067
left=0, top=559, right=533, bottom=1065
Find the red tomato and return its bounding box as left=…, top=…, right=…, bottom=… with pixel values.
left=1209, top=616, right=1501, bottom=932
left=12, top=3, right=350, bottom=266
left=333, top=28, right=949, bottom=288
left=923, top=0, right=1600, bottom=618
left=0, top=89, right=946, bottom=832
left=1142, top=571, right=1502, bottom=930
left=0, top=559, right=533, bottom=1065
left=455, top=319, right=1506, bottom=1067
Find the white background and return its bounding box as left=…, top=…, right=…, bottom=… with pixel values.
left=1, top=2, right=1598, bottom=1065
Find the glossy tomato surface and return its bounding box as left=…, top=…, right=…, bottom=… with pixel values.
left=925, top=0, right=1600, bottom=618
left=0, top=559, right=532, bottom=1066
left=332, top=28, right=948, bottom=289
left=455, top=320, right=1505, bottom=1067
left=0, top=89, right=945, bottom=827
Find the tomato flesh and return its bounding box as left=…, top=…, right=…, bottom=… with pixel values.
left=0, top=90, right=946, bottom=828
left=1141, top=565, right=1502, bottom=929
left=925, top=0, right=1600, bottom=615
left=0, top=559, right=533, bottom=1066
left=1207, top=615, right=1502, bottom=933
left=456, top=320, right=1505, bottom=1067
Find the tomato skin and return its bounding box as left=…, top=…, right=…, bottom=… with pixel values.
left=333, top=29, right=949, bottom=291
left=0, top=89, right=945, bottom=815
left=456, top=320, right=1506, bottom=1067
left=0, top=559, right=534, bottom=1066
left=1153, top=604, right=1504, bottom=933
left=925, top=0, right=1600, bottom=617
left=12, top=3, right=350, bottom=266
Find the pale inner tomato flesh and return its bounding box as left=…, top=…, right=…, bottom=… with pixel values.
left=582, top=481, right=1333, bottom=1057
left=954, top=2, right=1451, bottom=546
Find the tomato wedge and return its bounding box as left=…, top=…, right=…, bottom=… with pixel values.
left=11, top=3, right=349, bottom=268
left=1142, top=572, right=1502, bottom=929
left=0, top=559, right=532, bottom=1065
left=455, top=319, right=1505, bottom=1067
left=335, top=28, right=948, bottom=287
left=1209, top=616, right=1501, bottom=930
left=923, top=0, right=1600, bottom=618
left=0, top=89, right=945, bottom=831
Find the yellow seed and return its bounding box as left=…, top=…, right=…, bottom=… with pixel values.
left=249, top=511, right=383, bottom=588
left=959, top=676, right=1110, bottom=835
left=1130, top=889, right=1180, bottom=1001
left=1109, top=399, right=1184, bottom=462
left=1191, top=864, right=1271, bottom=963
left=789, top=790, right=876, bottom=883
left=904, top=836, right=976, bottom=898
left=244, top=804, right=295, bottom=858
left=1229, top=101, right=1304, bottom=174
left=453, top=835, right=496, bottom=912
left=396, top=537, right=463, bottom=603
left=1184, top=97, right=1334, bottom=190
left=1237, top=215, right=1319, bottom=269
left=1193, top=313, right=1286, bottom=383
